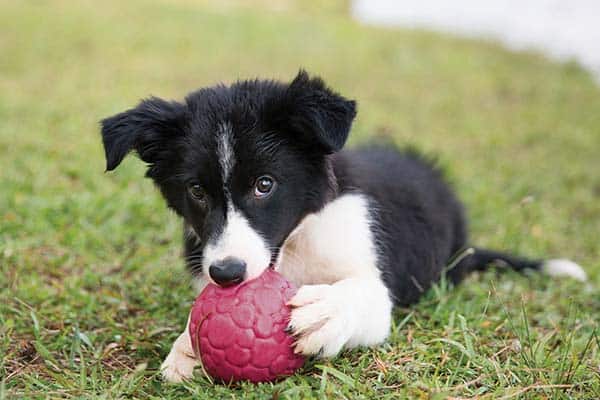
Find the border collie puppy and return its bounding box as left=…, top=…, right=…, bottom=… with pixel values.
left=100, top=71, right=586, bottom=382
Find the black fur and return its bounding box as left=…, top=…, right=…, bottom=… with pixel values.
left=101, top=70, right=543, bottom=306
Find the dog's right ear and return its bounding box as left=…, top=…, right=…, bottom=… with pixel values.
left=100, top=97, right=187, bottom=171
left=280, top=70, right=357, bottom=154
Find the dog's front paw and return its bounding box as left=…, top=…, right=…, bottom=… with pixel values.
left=161, top=348, right=198, bottom=383
left=161, top=336, right=199, bottom=383
left=287, top=284, right=352, bottom=357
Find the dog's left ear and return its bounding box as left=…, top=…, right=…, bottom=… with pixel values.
left=282, top=70, right=357, bottom=153
left=100, top=97, right=187, bottom=171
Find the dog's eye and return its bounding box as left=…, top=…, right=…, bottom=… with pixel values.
left=254, top=176, right=275, bottom=198
left=188, top=184, right=207, bottom=203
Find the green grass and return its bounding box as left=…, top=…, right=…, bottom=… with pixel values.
left=1, top=0, right=599, bottom=398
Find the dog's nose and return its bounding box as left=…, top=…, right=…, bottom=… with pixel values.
left=208, top=257, right=247, bottom=287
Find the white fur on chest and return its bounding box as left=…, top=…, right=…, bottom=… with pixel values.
left=277, top=193, right=380, bottom=286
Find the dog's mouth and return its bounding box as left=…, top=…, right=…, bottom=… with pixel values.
left=270, top=247, right=281, bottom=269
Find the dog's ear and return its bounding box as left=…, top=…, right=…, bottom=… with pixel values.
left=282, top=70, right=356, bottom=153
left=100, top=97, right=187, bottom=171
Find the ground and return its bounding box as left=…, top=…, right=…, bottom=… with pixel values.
left=1, top=1, right=599, bottom=399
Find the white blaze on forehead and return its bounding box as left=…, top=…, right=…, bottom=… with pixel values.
left=203, top=204, right=271, bottom=282
left=216, top=122, right=235, bottom=183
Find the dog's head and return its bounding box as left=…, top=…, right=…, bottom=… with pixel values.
left=101, top=71, right=356, bottom=286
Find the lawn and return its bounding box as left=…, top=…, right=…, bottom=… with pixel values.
left=1, top=0, right=599, bottom=398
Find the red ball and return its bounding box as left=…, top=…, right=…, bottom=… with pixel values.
left=189, top=268, right=305, bottom=383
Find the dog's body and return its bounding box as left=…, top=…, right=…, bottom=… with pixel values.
left=101, top=71, right=586, bottom=382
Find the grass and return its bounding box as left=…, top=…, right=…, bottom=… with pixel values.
left=1, top=0, right=599, bottom=398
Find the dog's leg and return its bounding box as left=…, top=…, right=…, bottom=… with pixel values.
left=161, top=315, right=200, bottom=383
left=287, top=277, right=393, bottom=357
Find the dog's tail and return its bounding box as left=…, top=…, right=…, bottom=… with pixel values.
left=447, top=247, right=587, bottom=282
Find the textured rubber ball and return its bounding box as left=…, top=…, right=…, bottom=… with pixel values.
left=189, top=268, right=305, bottom=383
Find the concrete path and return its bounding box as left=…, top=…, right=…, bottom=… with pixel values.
left=352, top=0, right=600, bottom=81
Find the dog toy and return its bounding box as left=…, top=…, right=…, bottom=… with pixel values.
left=189, top=268, right=304, bottom=383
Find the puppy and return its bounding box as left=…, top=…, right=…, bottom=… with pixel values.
left=100, top=70, right=586, bottom=382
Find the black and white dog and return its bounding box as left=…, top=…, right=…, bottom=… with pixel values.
left=100, top=71, right=586, bottom=382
